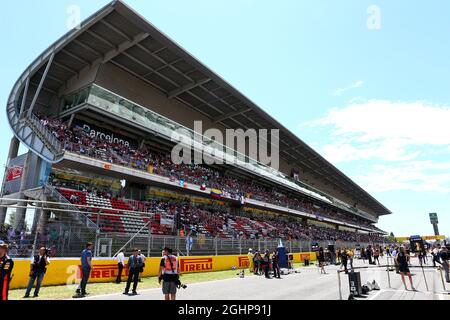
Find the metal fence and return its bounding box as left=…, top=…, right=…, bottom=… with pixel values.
left=0, top=198, right=384, bottom=259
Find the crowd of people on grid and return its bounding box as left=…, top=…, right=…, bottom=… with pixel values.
left=1, top=236, right=448, bottom=300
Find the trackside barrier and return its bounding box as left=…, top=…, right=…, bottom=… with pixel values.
left=336, top=265, right=447, bottom=300
left=9, top=252, right=317, bottom=289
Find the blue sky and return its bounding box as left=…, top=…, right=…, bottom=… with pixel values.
left=1, top=0, right=449, bottom=238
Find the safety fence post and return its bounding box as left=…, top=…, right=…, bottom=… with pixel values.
left=146, top=230, right=151, bottom=257
left=337, top=270, right=343, bottom=300
left=421, top=265, right=429, bottom=291
left=438, top=267, right=446, bottom=291
left=215, top=237, right=218, bottom=256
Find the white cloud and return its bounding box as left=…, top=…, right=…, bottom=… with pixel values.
left=300, top=99, right=450, bottom=193
left=354, top=161, right=450, bottom=193
left=302, top=99, right=450, bottom=163
left=333, top=80, right=363, bottom=96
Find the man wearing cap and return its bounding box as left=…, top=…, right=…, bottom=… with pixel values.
left=0, top=241, right=14, bottom=301
left=75, top=242, right=93, bottom=297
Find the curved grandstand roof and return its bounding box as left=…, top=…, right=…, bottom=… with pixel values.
left=7, top=0, right=391, bottom=216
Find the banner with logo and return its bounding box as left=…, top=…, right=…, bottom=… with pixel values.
left=2, top=154, right=27, bottom=195
left=9, top=252, right=316, bottom=289
left=72, top=120, right=137, bottom=148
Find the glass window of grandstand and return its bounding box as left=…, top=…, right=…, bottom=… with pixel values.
left=62, top=86, right=90, bottom=112
left=82, top=85, right=349, bottom=207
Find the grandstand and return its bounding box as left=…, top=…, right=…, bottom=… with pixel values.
left=1, top=0, right=391, bottom=257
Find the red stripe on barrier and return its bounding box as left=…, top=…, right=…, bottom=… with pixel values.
left=2, top=275, right=7, bottom=300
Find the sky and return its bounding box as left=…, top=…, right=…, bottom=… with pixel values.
left=0, top=0, right=449, bottom=238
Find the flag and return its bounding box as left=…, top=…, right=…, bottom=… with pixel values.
left=210, top=188, right=222, bottom=199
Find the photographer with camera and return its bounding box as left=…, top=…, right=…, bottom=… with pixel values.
left=23, top=247, right=50, bottom=298
left=158, top=247, right=181, bottom=300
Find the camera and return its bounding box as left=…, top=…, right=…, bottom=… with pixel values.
left=177, top=283, right=187, bottom=289
left=176, top=278, right=187, bottom=289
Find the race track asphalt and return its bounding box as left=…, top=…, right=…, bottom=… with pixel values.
left=83, top=256, right=450, bottom=300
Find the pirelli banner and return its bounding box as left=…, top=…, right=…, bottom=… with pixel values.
left=9, top=253, right=316, bottom=289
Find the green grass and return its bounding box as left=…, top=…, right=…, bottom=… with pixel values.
left=9, top=263, right=308, bottom=300
left=8, top=268, right=253, bottom=300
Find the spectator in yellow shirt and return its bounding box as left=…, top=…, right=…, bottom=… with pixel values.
left=247, top=249, right=254, bottom=273
left=347, top=249, right=354, bottom=270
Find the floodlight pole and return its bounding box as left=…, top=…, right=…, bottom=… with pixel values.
left=421, top=264, right=429, bottom=291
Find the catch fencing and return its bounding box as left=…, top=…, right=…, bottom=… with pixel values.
left=0, top=198, right=383, bottom=258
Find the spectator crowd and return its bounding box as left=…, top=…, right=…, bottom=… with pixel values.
left=38, top=115, right=377, bottom=231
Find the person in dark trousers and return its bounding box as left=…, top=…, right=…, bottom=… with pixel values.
left=340, top=249, right=348, bottom=274
left=24, top=247, right=50, bottom=298
left=137, top=250, right=146, bottom=282
left=263, top=250, right=271, bottom=279
left=385, top=246, right=391, bottom=257
left=76, top=242, right=93, bottom=297
left=373, top=247, right=380, bottom=266
left=0, top=241, right=14, bottom=301
left=367, top=246, right=374, bottom=265
left=422, top=247, right=428, bottom=264
left=439, top=246, right=450, bottom=283
left=361, top=247, right=366, bottom=263
left=397, top=246, right=415, bottom=291
left=432, top=245, right=441, bottom=267
left=318, top=247, right=326, bottom=274
left=418, top=250, right=425, bottom=266
left=123, top=248, right=142, bottom=295
left=115, top=250, right=125, bottom=284
left=272, top=250, right=281, bottom=279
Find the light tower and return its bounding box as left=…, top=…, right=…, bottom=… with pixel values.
left=428, top=212, right=439, bottom=236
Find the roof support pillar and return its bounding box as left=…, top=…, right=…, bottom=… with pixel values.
left=27, top=52, right=55, bottom=117
left=19, top=76, right=30, bottom=117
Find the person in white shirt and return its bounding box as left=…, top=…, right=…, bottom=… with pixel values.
left=115, top=250, right=125, bottom=284
left=138, top=250, right=146, bottom=282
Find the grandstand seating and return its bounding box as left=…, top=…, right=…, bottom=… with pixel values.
left=39, top=115, right=377, bottom=230
left=54, top=186, right=386, bottom=242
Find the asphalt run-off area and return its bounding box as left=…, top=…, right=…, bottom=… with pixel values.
left=83, top=256, right=450, bottom=300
